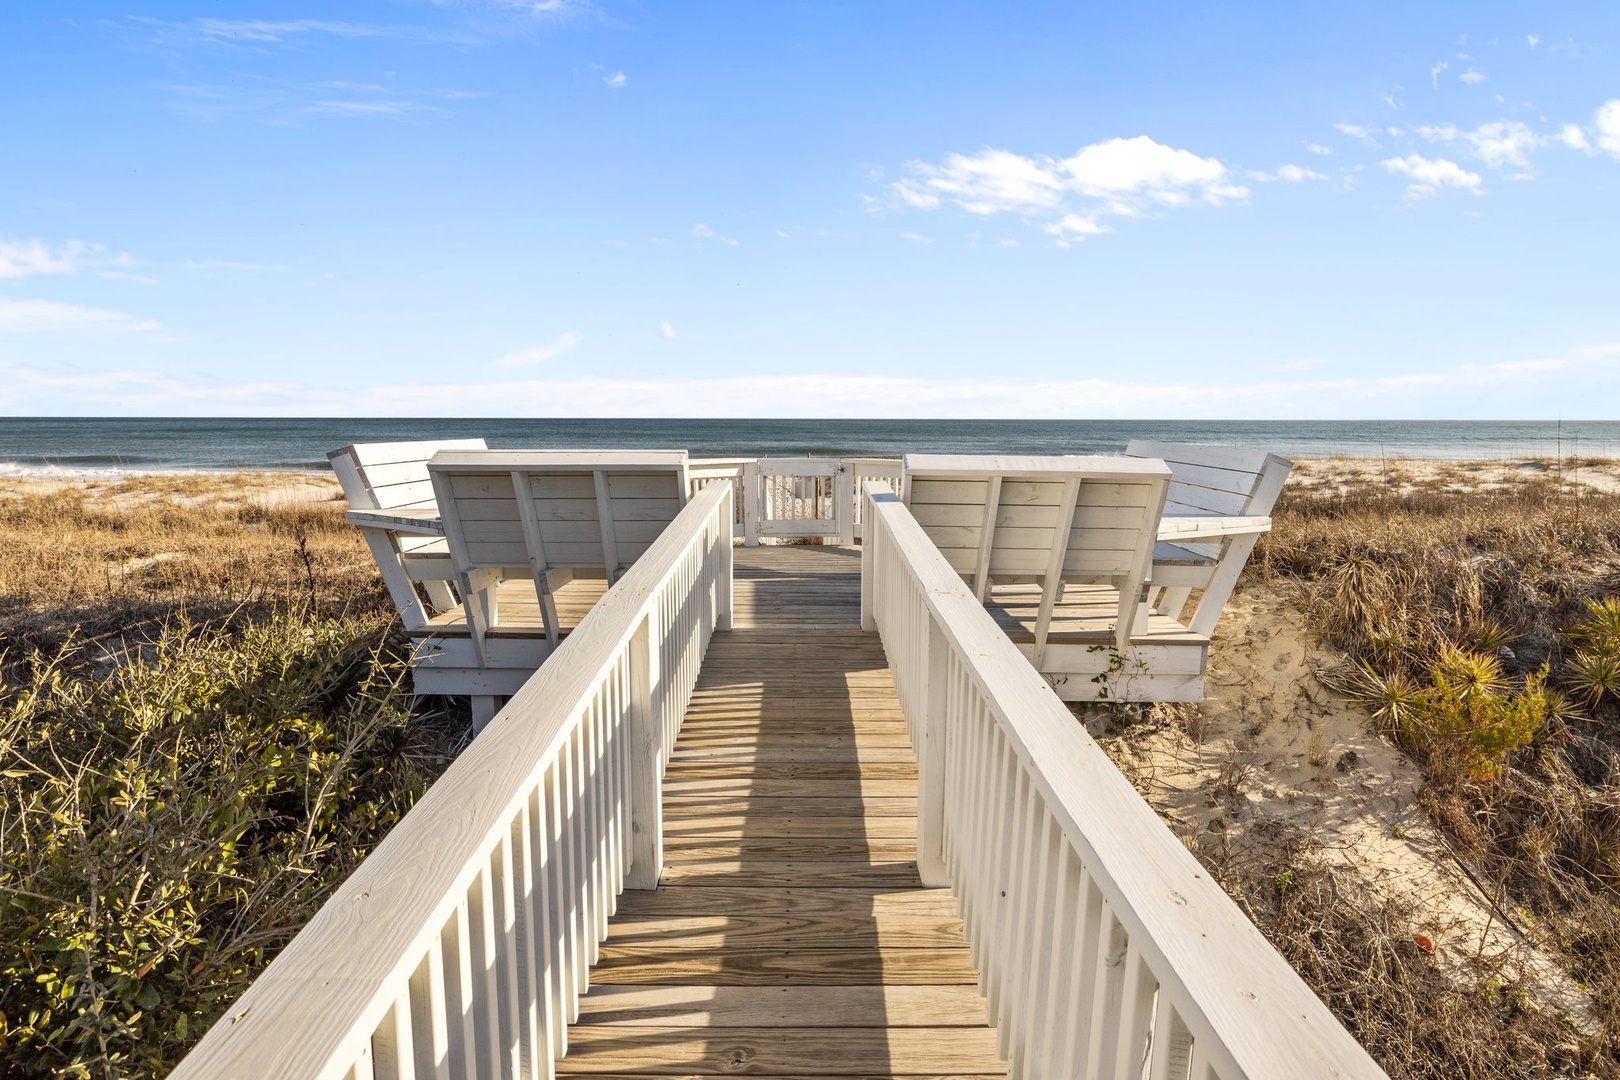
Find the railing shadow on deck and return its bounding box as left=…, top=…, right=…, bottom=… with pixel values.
left=862, top=480, right=1390, bottom=1080
left=553, top=545, right=904, bottom=1076
left=170, top=483, right=735, bottom=1080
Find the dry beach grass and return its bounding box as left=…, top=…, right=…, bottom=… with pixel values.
left=0, top=473, right=465, bottom=1078
left=7, top=460, right=1620, bottom=1076
left=1094, top=456, right=1620, bottom=1077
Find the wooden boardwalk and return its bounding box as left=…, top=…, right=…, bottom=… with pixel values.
left=558, top=545, right=1005, bottom=1078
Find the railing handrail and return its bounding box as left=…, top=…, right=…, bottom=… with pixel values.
left=861, top=480, right=1385, bottom=1080
left=172, top=482, right=734, bottom=1080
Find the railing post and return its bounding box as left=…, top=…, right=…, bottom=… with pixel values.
left=860, top=489, right=876, bottom=633
left=917, top=617, right=950, bottom=887
left=718, top=492, right=734, bottom=632
left=743, top=461, right=760, bottom=547
left=836, top=463, right=856, bottom=547
left=626, top=616, right=661, bottom=890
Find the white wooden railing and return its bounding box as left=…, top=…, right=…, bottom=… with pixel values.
left=171, top=482, right=734, bottom=1080
left=860, top=481, right=1387, bottom=1080
left=689, top=455, right=903, bottom=545
left=686, top=457, right=750, bottom=535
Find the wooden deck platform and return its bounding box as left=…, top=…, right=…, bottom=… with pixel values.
left=559, top=544, right=1005, bottom=1078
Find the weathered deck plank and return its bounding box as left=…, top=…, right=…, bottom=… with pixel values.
left=561, top=545, right=1003, bottom=1078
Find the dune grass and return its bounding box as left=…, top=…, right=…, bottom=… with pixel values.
left=0, top=474, right=461, bottom=1079
left=1244, top=461, right=1620, bottom=1076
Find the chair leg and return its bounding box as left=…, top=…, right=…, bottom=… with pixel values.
left=471, top=695, right=500, bottom=732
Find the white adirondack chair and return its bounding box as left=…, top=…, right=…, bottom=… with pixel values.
left=328, top=439, right=488, bottom=630
left=903, top=454, right=1196, bottom=701
left=1124, top=440, right=1293, bottom=639
left=422, top=450, right=692, bottom=727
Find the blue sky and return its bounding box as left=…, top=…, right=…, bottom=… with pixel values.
left=2, top=1, right=1617, bottom=417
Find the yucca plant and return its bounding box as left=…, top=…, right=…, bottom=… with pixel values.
left=1575, top=597, right=1620, bottom=647
left=1568, top=649, right=1620, bottom=709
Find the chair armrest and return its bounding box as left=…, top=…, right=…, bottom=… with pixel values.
left=345, top=508, right=445, bottom=536
left=1156, top=515, right=1271, bottom=542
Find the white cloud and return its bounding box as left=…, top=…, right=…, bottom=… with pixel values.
left=997, top=239, right=1019, bottom=248
left=6, top=345, right=1617, bottom=419
left=490, top=331, right=583, bottom=369
left=1459, top=68, right=1487, bottom=84
left=0, top=298, right=163, bottom=334
left=1528, top=34, right=1539, bottom=47
left=893, top=136, right=1244, bottom=240
left=1558, top=123, right=1591, bottom=152
left=899, top=231, right=934, bottom=245
left=603, top=71, right=627, bottom=88
left=1334, top=123, right=1378, bottom=146
left=1597, top=100, right=1620, bottom=160
left=660, top=321, right=675, bottom=339
left=1306, top=142, right=1332, bottom=156
left=0, top=238, right=81, bottom=278
left=1417, top=120, right=1549, bottom=171
left=690, top=223, right=737, bottom=244
left=0, top=237, right=137, bottom=279
left=192, top=18, right=390, bottom=43
left=1431, top=60, right=1448, bottom=88
left=1381, top=154, right=1482, bottom=199
left=1250, top=164, right=1329, bottom=183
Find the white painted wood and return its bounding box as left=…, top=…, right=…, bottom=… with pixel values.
left=420, top=451, right=692, bottom=700
left=625, top=615, right=660, bottom=891
left=330, top=440, right=488, bottom=633
left=904, top=454, right=1169, bottom=668
left=1125, top=442, right=1293, bottom=641
left=170, top=482, right=733, bottom=1080
left=917, top=619, right=950, bottom=887
left=860, top=479, right=1388, bottom=1080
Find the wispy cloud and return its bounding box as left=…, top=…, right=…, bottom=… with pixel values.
left=163, top=77, right=483, bottom=122
left=7, top=346, right=1617, bottom=418
left=690, top=223, right=738, bottom=245
left=0, top=237, right=138, bottom=280
left=1430, top=60, right=1448, bottom=88
left=1381, top=154, right=1482, bottom=199
left=892, top=135, right=1246, bottom=244
left=0, top=299, right=163, bottom=334
left=0, top=238, right=82, bottom=278
left=191, top=19, right=391, bottom=44
left=1414, top=119, right=1594, bottom=175
left=1459, top=68, right=1487, bottom=85
left=660, top=321, right=676, bottom=340
left=1334, top=123, right=1379, bottom=146
left=899, top=231, right=934, bottom=245
left=602, top=70, right=627, bottom=88
left=490, top=331, right=583, bottom=369
left=1249, top=164, right=1329, bottom=183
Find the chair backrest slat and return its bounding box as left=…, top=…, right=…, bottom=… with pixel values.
left=1123, top=440, right=1294, bottom=636
left=903, top=454, right=1170, bottom=656
left=328, top=438, right=490, bottom=629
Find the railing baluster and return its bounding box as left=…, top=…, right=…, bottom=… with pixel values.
left=410, top=941, right=450, bottom=1080
left=446, top=898, right=477, bottom=1080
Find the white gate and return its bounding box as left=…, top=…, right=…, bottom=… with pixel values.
left=745, top=458, right=851, bottom=545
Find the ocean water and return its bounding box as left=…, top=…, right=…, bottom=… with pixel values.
left=1, top=417, right=1617, bottom=475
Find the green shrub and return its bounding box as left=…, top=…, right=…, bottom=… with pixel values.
left=0, top=612, right=447, bottom=1079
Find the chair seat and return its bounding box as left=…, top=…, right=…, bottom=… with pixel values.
left=985, top=584, right=1209, bottom=646
left=406, top=578, right=608, bottom=638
